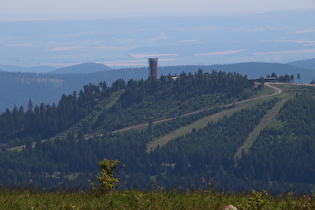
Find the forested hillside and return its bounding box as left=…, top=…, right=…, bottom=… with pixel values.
left=0, top=69, right=314, bottom=194
left=237, top=89, right=315, bottom=186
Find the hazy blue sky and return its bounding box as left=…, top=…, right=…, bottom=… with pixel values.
left=0, top=1, right=314, bottom=69
left=1, top=0, right=315, bottom=20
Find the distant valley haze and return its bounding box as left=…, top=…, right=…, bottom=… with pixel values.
left=1, top=0, right=315, bottom=70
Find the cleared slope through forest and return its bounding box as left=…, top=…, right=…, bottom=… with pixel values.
left=146, top=83, right=284, bottom=152
left=113, top=83, right=280, bottom=135
left=234, top=88, right=296, bottom=160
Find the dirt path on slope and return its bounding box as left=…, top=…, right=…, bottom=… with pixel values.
left=145, top=105, right=245, bottom=152
left=232, top=83, right=282, bottom=106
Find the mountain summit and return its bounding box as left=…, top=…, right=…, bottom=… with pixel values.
left=49, top=62, right=112, bottom=74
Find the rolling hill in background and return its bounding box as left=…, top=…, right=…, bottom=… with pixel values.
left=48, top=62, right=112, bottom=74
left=0, top=69, right=314, bottom=193
left=287, top=58, right=315, bottom=70
left=0, top=60, right=314, bottom=112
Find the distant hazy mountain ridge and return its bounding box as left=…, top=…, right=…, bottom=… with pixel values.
left=287, top=58, right=315, bottom=70
left=48, top=62, right=112, bottom=74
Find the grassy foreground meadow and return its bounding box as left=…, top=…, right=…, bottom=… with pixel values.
left=1, top=188, right=315, bottom=209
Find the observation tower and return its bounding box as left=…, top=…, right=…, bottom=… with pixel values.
left=148, top=58, right=158, bottom=79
